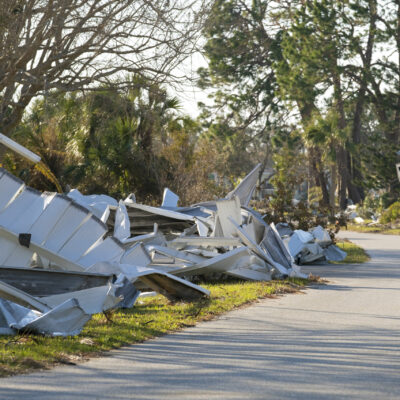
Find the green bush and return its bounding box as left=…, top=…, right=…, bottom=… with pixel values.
left=380, top=201, right=400, bottom=224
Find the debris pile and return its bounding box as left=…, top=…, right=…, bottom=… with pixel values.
left=277, top=224, right=347, bottom=264
left=0, top=164, right=307, bottom=336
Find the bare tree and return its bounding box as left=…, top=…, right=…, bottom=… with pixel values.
left=0, top=0, right=210, bottom=135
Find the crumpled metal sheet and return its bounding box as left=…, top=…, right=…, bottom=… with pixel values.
left=286, top=227, right=346, bottom=264
left=86, top=262, right=210, bottom=301
left=161, top=188, right=179, bottom=208
left=225, top=163, right=262, bottom=207
left=275, top=222, right=293, bottom=238
left=0, top=273, right=136, bottom=336
left=0, top=162, right=309, bottom=336
left=323, top=244, right=347, bottom=262
left=287, top=230, right=315, bottom=258
left=0, top=298, right=91, bottom=336
left=299, top=243, right=326, bottom=264
left=311, top=226, right=332, bottom=247
left=67, top=189, right=118, bottom=223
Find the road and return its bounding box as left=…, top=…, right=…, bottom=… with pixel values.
left=1, top=231, right=400, bottom=399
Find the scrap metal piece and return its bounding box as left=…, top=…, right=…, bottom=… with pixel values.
left=113, top=275, right=140, bottom=309
left=215, top=196, right=242, bottom=238
left=113, top=200, right=130, bottom=241
left=260, top=227, right=292, bottom=270
left=270, top=222, right=294, bottom=265
left=161, top=188, right=179, bottom=208
left=298, top=243, right=325, bottom=264
left=67, top=189, right=118, bottom=222
left=41, top=284, right=122, bottom=315
left=227, top=265, right=272, bottom=281
left=146, top=244, right=206, bottom=265
left=0, top=225, right=84, bottom=272
left=120, top=242, right=152, bottom=266
left=0, top=170, right=25, bottom=212
left=136, top=272, right=209, bottom=302
left=0, top=272, right=134, bottom=336
left=0, top=298, right=91, bottom=336
left=0, top=133, right=41, bottom=164
left=87, top=262, right=210, bottom=301
left=323, top=244, right=347, bottom=262
left=171, top=247, right=265, bottom=278
left=168, top=236, right=241, bottom=250
left=311, top=226, right=332, bottom=247
left=0, top=266, right=112, bottom=296
left=287, top=230, right=315, bottom=259
left=108, top=201, right=195, bottom=236
left=228, top=217, right=289, bottom=275
left=0, top=280, right=49, bottom=312
left=225, top=163, right=262, bottom=206
left=275, top=222, right=293, bottom=238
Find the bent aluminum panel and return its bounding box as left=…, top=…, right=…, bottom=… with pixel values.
left=226, top=163, right=262, bottom=206
left=0, top=281, right=49, bottom=312
left=0, top=266, right=112, bottom=296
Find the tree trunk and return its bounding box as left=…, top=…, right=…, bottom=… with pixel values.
left=298, top=101, right=330, bottom=207
left=329, top=162, right=337, bottom=208
left=308, top=147, right=330, bottom=207
left=347, top=151, right=363, bottom=204
left=332, top=67, right=352, bottom=209
left=337, top=145, right=348, bottom=209
left=348, top=0, right=377, bottom=203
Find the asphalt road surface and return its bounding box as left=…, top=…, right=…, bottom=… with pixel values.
left=1, top=231, right=399, bottom=399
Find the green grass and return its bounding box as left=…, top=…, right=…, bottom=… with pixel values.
left=346, top=224, right=400, bottom=236
left=0, top=278, right=312, bottom=377
left=331, top=240, right=370, bottom=264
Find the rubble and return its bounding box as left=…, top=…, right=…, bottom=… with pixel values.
left=0, top=159, right=308, bottom=336
left=283, top=225, right=346, bottom=264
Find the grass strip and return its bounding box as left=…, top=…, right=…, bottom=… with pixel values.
left=331, top=240, right=370, bottom=264
left=0, top=277, right=312, bottom=377
left=346, top=224, right=400, bottom=235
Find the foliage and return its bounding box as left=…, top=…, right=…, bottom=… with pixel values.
left=380, top=201, right=400, bottom=224
left=5, top=80, right=226, bottom=204
left=267, top=136, right=305, bottom=220
left=0, top=0, right=209, bottom=135
left=199, top=0, right=400, bottom=211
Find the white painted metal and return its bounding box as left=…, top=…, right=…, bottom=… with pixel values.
left=161, top=188, right=179, bottom=208
left=172, top=247, right=251, bottom=277
left=120, top=242, right=151, bottom=266
left=396, top=163, right=400, bottom=182
left=215, top=196, right=242, bottom=237
left=41, top=284, right=121, bottom=315
left=8, top=193, right=55, bottom=234
left=0, top=281, right=49, bottom=312
left=29, top=195, right=72, bottom=244
left=169, top=236, right=241, bottom=249
left=229, top=217, right=289, bottom=275
left=0, top=226, right=84, bottom=271
left=42, top=204, right=91, bottom=253
left=78, top=237, right=125, bottom=268
left=0, top=133, right=41, bottom=163
left=57, top=217, right=107, bottom=261
left=226, top=163, right=261, bottom=206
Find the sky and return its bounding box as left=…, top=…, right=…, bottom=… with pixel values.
left=170, top=52, right=211, bottom=118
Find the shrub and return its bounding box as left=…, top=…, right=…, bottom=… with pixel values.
left=380, top=201, right=400, bottom=224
